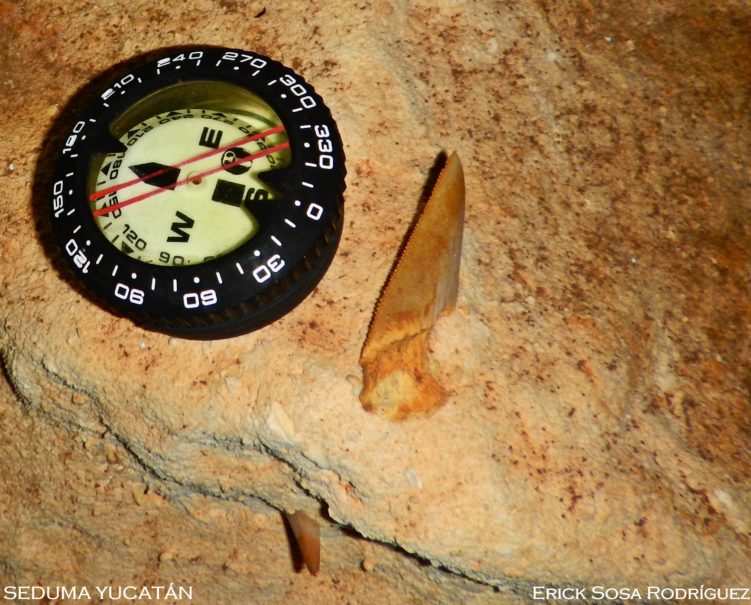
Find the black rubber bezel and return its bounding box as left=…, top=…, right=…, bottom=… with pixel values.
left=50, top=46, right=346, bottom=339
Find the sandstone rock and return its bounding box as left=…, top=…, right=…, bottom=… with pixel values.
left=1, top=1, right=749, bottom=603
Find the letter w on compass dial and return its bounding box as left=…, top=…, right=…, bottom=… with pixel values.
left=88, top=91, right=291, bottom=267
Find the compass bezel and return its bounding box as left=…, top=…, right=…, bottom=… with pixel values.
left=50, top=46, right=346, bottom=339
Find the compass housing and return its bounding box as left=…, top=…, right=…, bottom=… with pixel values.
left=50, top=47, right=346, bottom=339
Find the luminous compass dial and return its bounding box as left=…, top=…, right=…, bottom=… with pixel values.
left=92, top=95, right=291, bottom=266
left=50, top=47, right=346, bottom=339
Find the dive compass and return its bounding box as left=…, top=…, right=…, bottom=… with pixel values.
left=50, top=46, right=346, bottom=338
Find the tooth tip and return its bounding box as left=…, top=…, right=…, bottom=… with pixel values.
left=285, top=510, right=321, bottom=575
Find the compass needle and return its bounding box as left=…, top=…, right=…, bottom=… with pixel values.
left=88, top=125, right=286, bottom=202
left=51, top=47, right=345, bottom=338
left=91, top=142, right=290, bottom=218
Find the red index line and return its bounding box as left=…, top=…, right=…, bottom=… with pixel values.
left=92, top=141, right=290, bottom=218
left=88, top=124, right=286, bottom=202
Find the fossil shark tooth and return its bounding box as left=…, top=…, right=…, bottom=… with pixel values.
left=285, top=510, right=321, bottom=575
left=360, top=152, right=465, bottom=420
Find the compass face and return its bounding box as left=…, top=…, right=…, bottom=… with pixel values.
left=90, top=82, right=291, bottom=266
left=50, top=48, right=346, bottom=339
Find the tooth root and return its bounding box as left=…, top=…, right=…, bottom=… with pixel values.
left=285, top=510, right=321, bottom=575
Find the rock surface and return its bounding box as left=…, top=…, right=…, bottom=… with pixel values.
left=1, top=1, right=750, bottom=603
